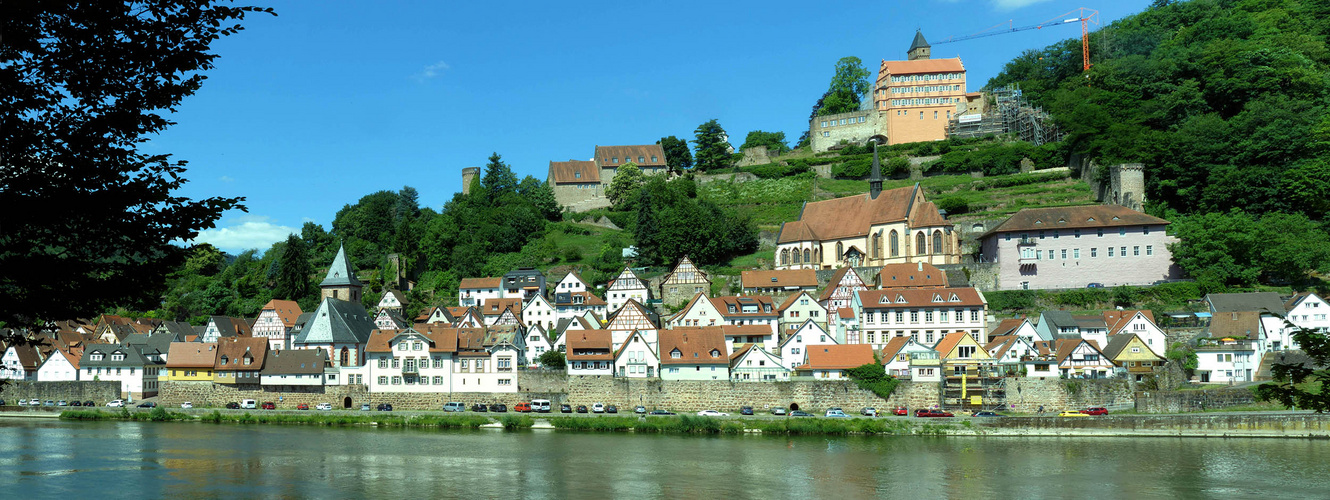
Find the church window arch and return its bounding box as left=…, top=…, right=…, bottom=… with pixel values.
left=916, top=232, right=927, bottom=256
left=932, top=230, right=943, bottom=255
left=889, top=230, right=899, bottom=257
left=781, top=249, right=790, bottom=265
left=803, top=249, right=811, bottom=263
left=836, top=242, right=844, bottom=262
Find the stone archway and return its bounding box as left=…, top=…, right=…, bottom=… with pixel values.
left=343, top=397, right=352, bottom=409
left=789, top=402, right=800, bottom=411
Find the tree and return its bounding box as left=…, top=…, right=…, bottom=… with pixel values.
left=482, top=152, right=519, bottom=200
left=517, top=176, right=561, bottom=221
left=814, top=56, right=870, bottom=116
left=692, top=119, right=733, bottom=172
left=538, top=350, right=566, bottom=370
left=1255, top=321, right=1330, bottom=412
left=273, top=235, right=313, bottom=301
left=607, top=162, right=644, bottom=208
left=740, top=130, right=789, bottom=155
left=658, top=136, right=693, bottom=174
left=0, top=1, right=274, bottom=330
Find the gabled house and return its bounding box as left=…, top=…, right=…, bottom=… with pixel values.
left=364, top=326, right=458, bottom=392
left=523, top=294, right=557, bottom=332
left=1103, top=309, right=1167, bottom=357
left=779, top=320, right=839, bottom=370
left=988, top=317, right=1040, bottom=344
left=1034, top=311, right=1078, bottom=341
left=292, top=297, right=377, bottom=368
left=552, top=271, right=590, bottom=295
left=729, top=344, right=789, bottom=382
left=261, top=348, right=331, bottom=389
left=201, top=315, right=253, bottom=344
left=1198, top=311, right=1268, bottom=383
left=1283, top=292, right=1330, bottom=349
left=667, top=292, right=725, bottom=328
left=212, top=336, right=268, bottom=385
left=853, top=287, right=989, bottom=347
left=164, top=342, right=217, bottom=382
left=524, top=324, right=554, bottom=367
left=833, top=307, right=858, bottom=345
left=553, top=291, right=607, bottom=321
left=794, top=344, right=876, bottom=380
left=659, top=256, right=711, bottom=309
left=1028, top=339, right=1115, bottom=379
left=613, top=330, right=659, bottom=378
left=934, top=331, right=996, bottom=378
left=1102, top=333, right=1165, bottom=382
left=777, top=291, right=828, bottom=333
left=81, top=344, right=164, bottom=399
left=711, top=295, right=779, bottom=335
left=716, top=324, right=778, bottom=355
left=0, top=344, right=42, bottom=381
left=481, top=298, right=522, bottom=326
left=740, top=269, right=819, bottom=302
left=606, top=266, right=651, bottom=313
left=1075, top=316, right=1109, bottom=348
left=420, top=306, right=453, bottom=324
left=451, top=307, right=485, bottom=328
left=374, top=308, right=410, bottom=331
left=454, top=327, right=521, bottom=392
left=879, top=336, right=936, bottom=379
left=1205, top=292, right=1288, bottom=351
left=37, top=347, right=81, bottom=381
left=503, top=267, right=546, bottom=301
left=659, top=328, right=729, bottom=381
left=819, top=267, right=868, bottom=312
left=605, top=298, right=660, bottom=348
left=566, top=329, right=614, bottom=376
left=459, top=277, right=503, bottom=307
left=377, top=289, right=408, bottom=313
left=984, top=335, right=1037, bottom=375
left=152, top=320, right=197, bottom=342
left=253, top=299, right=303, bottom=351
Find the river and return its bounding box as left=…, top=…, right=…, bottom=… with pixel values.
left=2, top=420, right=1326, bottom=498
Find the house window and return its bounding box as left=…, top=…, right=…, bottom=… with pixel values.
left=398, top=343, right=407, bottom=351
left=1146, top=245, right=1153, bottom=256
left=958, top=346, right=976, bottom=358
left=392, top=358, right=400, bottom=369
left=1097, top=229, right=1104, bottom=237
left=1108, top=247, right=1114, bottom=257
left=1061, top=249, right=1067, bottom=259
left=392, top=376, right=401, bottom=385
left=1120, top=228, right=1126, bottom=236
left=413, top=342, right=422, bottom=351
left=1134, top=246, right=1140, bottom=256
left=378, top=376, right=388, bottom=385
left=1091, top=248, right=1098, bottom=258
left=1121, top=246, right=1127, bottom=257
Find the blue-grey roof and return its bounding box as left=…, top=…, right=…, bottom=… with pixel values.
left=293, top=298, right=376, bottom=345
left=320, top=245, right=363, bottom=287
left=1040, top=311, right=1077, bottom=330
left=909, top=30, right=930, bottom=51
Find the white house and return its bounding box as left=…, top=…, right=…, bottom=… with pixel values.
left=261, top=348, right=332, bottom=389
left=729, top=344, right=789, bottom=382
left=794, top=344, right=876, bottom=380
left=606, top=267, right=651, bottom=313
left=0, top=345, right=41, bottom=381
left=712, top=296, right=779, bottom=335
left=524, top=324, right=554, bottom=367
left=878, top=336, right=935, bottom=379
left=200, top=315, right=252, bottom=344
left=453, top=327, right=522, bottom=393
left=777, top=291, right=829, bottom=334
left=553, top=272, right=590, bottom=294
left=253, top=299, right=302, bottom=351
left=1029, top=339, right=1116, bottom=379
left=779, top=320, right=839, bottom=370
left=604, top=299, right=660, bottom=349
left=376, top=289, right=408, bottom=312
left=566, top=329, right=614, bottom=376
left=658, top=328, right=729, bottom=381
left=989, top=318, right=1040, bottom=345
left=78, top=344, right=164, bottom=400
left=668, top=293, right=725, bottom=328
left=37, top=349, right=80, bottom=381
left=1103, top=310, right=1168, bottom=357
left=365, top=327, right=457, bottom=393
left=1283, top=292, right=1330, bottom=349
left=818, top=267, right=868, bottom=312
left=985, top=335, right=1038, bottom=374
left=459, top=277, right=503, bottom=307
left=854, top=287, right=989, bottom=348
left=1194, top=338, right=1259, bottom=383
left=523, top=294, right=558, bottom=332
left=613, top=330, right=659, bottom=378
left=374, top=309, right=410, bottom=331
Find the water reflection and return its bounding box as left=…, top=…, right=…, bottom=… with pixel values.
left=0, top=420, right=1326, bottom=499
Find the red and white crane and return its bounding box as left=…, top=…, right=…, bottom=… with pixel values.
left=933, top=7, right=1100, bottom=71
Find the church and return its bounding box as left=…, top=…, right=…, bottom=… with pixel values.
left=774, top=148, right=960, bottom=270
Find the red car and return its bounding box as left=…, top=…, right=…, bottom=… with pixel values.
left=893, top=407, right=909, bottom=416
left=914, top=408, right=955, bottom=418
left=514, top=402, right=532, bottom=413
left=261, top=402, right=276, bottom=410
left=1081, top=407, right=1109, bottom=416
left=296, top=403, right=310, bottom=410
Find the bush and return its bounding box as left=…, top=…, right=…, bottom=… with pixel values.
left=499, top=414, right=534, bottom=429
left=845, top=363, right=900, bottom=399
left=986, top=290, right=1038, bottom=311
left=935, top=197, right=970, bottom=215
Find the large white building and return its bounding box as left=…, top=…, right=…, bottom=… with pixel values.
left=852, top=287, right=989, bottom=348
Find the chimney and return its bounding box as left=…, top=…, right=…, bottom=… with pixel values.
left=917, top=262, right=923, bottom=272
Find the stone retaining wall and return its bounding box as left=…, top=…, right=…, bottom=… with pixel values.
left=976, top=413, right=1330, bottom=438
left=0, top=381, right=120, bottom=404
left=1135, top=387, right=1260, bottom=414
left=1004, top=378, right=1135, bottom=413
left=565, top=377, right=939, bottom=413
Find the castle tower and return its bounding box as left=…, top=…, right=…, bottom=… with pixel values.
left=907, top=30, right=931, bottom=61
left=461, top=167, right=480, bottom=195
left=868, top=144, right=884, bottom=199
left=320, top=244, right=363, bottom=303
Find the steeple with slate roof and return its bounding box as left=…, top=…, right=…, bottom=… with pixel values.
left=907, top=30, right=931, bottom=61
left=869, top=144, right=884, bottom=199
left=320, top=244, right=363, bottom=303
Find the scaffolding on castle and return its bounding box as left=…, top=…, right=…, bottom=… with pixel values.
left=948, top=84, right=1064, bottom=146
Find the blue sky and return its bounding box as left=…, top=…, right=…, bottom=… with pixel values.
left=168, top=0, right=1152, bottom=253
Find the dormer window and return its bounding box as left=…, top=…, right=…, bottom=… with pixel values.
left=220, top=355, right=229, bottom=364
left=710, top=349, right=720, bottom=357
left=112, top=352, right=125, bottom=361
left=671, top=348, right=681, bottom=359
left=243, top=355, right=252, bottom=365
left=932, top=294, right=943, bottom=302
left=950, top=294, right=960, bottom=302
left=91, top=353, right=104, bottom=361
left=896, top=295, right=906, bottom=303
left=879, top=296, right=889, bottom=304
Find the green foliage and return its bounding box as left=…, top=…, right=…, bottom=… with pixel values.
left=985, top=290, right=1039, bottom=312
left=971, top=171, right=1071, bottom=190
left=987, top=0, right=1330, bottom=218
left=634, top=177, right=759, bottom=267
left=1170, top=210, right=1330, bottom=287
left=692, top=119, right=734, bottom=172
left=815, top=56, right=871, bottom=116
left=274, top=235, right=313, bottom=301
left=923, top=141, right=1066, bottom=176
left=499, top=414, right=534, bottom=429
left=1166, top=342, right=1199, bottom=371
left=935, top=197, right=970, bottom=216
left=1255, top=321, right=1330, bottom=411
left=607, top=162, right=645, bottom=209
left=740, top=130, right=790, bottom=155
left=658, top=135, right=693, bottom=173
left=538, top=350, right=566, bottom=369
left=845, top=363, right=899, bottom=399
left=1044, top=289, right=1109, bottom=308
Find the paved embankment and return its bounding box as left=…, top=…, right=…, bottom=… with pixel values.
left=972, top=412, right=1330, bottom=438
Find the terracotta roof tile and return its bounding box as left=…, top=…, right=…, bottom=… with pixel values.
left=799, top=344, right=875, bottom=370
left=879, top=262, right=949, bottom=289
left=549, top=160, right=600, bottom=184
left=167, top=342, right=218, bottom=368
left=741, top=269, right=818, bottom=289
left=261, top=299, right=303, bottom=327
left=985, top=205, right=1170, bottom=236
left=658, top=328, right=728, bottom=365
left=593, top=144, right=667, bottom=168
left=459, top=277, right=502, bottom=289
left=880, top=58, right=965, bottom=75
left=859, top=287, right=985, bottom=308
left=567, top=329, right=614, bottom=361
left=214, top=337, right=268, bottom=372
left=777, top=186, right=917, bottom=243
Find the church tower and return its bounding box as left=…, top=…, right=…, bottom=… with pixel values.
left=320, top=244, right=363, bottom=303
left=907, top=30, right=931, bottom=61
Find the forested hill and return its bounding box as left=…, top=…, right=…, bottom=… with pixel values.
left=986, top=0, right=1330, bottom=218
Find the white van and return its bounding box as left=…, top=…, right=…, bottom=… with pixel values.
left=241, top=399, right=257, bottom=409
left=532, top=399, right=551, bottom=413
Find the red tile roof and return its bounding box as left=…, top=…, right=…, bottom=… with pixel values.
left=880, top=58, right=965, bottom=75
left=548, top=160, right=600, bottom=184
left=659, top=328, right=728, bottom=365
left=985, top=205, right=1170, bottom=235
left=799, top=344, right=875, bottom=370
left=566, top=329, right=614, bottom=361
left=777, top=186, right=917, bottom=243
left=167, top=342, right=218, bottom=368
left=858, top=288, right=985, bottom=308
left=879, top=262, right=948, bottom=289
left=261, top=299, right=303, bottom=327
left=593, top=145, right=667, bottom=168
left=741, top=269, right=818, bottom=289
left=459, top=277, right=502, bottom=289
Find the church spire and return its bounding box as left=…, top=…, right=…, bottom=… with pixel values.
left=869, top=144, right=884, bottom=199
left=320, top=243, right=363, bottom=303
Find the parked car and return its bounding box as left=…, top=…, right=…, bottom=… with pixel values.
left=697, top=410, right=728, bottom=417
left=894, top=407, right=909, bottom=416
left=261, top=402, right=276, bottom=410
left=360, top=403, right=372, bottom=411
left=316, top=403, right=333, bottom=411
left=70, top=400, right=81, bottom=407
left=605, top=405, right=618, bottom=414
left=592, top=402, right=605, bottom=413
left=44, top=400, right=55, bottom=407
left=825, top=409, right=850, bottom=418
left=17, top=399, right=27, bottom=406
left=296, top=403, right=310, bottom=410
left=789, top=410, right=813, bottom=417
left=740, top=406, right=754, bottom=416
left=634, top=405, right=646, bottom=414
left=1059, top=410, right=1090, bottom=417
left=1087, top=282, right=1105, bottom=288
left=532, top=399, right=551, bottom=413
left=915, top=409, right=954, bottom=417
left=861, top=407, right=878, bottom=417
left=561, top=404, right=573, bottom=413
left=106, top=399, right=125, bottom=407
left=770, top=407, right=787, bottom=416
left=971, top=411, right=1003, bottom=417
left=490, top=404, right=507, bottom=413
left=514, top=402, right=532, bottom=413
left=57, top=400, right=68, bottom=407
left=241, top=399, right=257, bottom=409
left=576, top=405, right=588, bottom=413
left=648, top=409, right=676, bottom=416
left=472, top=403, right=489, bottom=412
left=376, top=403, right=393, bottom=412
left=1082, top=407, right=1109, bottom=416
left=30, top=398, right=41, bottom=406
left=83, top=400, right=94, bottom=407
left=225, top=402, right=240, bottom=409
left=180, top=402, right=194, bottom=409
left=443, top=402, right=465, bottom=412
left=136, top=402, right=156, bottom=408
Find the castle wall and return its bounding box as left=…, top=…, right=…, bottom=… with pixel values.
left=809, top=110, right=883, bottom=153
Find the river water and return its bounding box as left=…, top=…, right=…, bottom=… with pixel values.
left=2, top=420, right=1326, bottom=498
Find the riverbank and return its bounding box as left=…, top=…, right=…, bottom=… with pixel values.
left=52, top=409, right=1330, bottom=439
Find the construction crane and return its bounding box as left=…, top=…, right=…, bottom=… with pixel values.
left=933, top=7, right=1099, bottom=71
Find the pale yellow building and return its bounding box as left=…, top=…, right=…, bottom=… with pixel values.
left=873, top=31, right=967, bottom=145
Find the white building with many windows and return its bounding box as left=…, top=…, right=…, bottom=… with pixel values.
left=852, top=288, right=988, bottom=349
